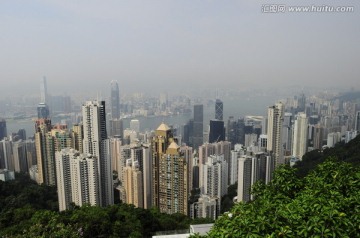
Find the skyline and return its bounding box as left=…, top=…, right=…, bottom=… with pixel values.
left=1, top=0, right=359, bottom=96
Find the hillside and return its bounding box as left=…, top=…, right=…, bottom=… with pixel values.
left=295, top=134, right=360, bottom=177
left=194, top=135, right=360, bottom=237
left=0, top=174, right=211, bottom=237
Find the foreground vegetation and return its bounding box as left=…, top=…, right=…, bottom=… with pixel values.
left=197, top=158, right=360, bottom=237
left=295, top=134, right=360, bottom=177
left=0, top=174, right=211, bottom=237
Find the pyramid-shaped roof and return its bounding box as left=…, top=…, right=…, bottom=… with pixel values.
left=168, top=141, right=179, bottom=150
left=157, top=122, right=170, bottom=131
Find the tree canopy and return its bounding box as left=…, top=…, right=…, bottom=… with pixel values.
left=0, top=173, right=209, bottom=237
left=196, top=159, right=360, bottom=237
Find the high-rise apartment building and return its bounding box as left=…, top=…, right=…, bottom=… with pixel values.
left=267, top=103, right=284, bottom=166
left=282, top=112, right=293, bottom=154
left=180, top=145, right=194, bottom=193
left=237, top=156, right=253, bottom=202
left=82, top=100, right=113, bottom=207
left=56, top=148, right=99, bottom=211
left=198, top=141, right=231, bottom=192
left=193, top=104, right=204, bottom=150
left=237, top=153, right=275, bottom=203
left=123, top=159, right=143, bottom=208
left=203, top=155, right=228, bottom=200
left=71, top=124, right=83, bottom=153
left=0, top=138, right=13, bottom=170
left=215, top=99, right=223, bottom=121
left=119, top=143, right=151, bottom=208
left=12, top=141, right=28, bottom=173
left=313, top=124, right=324, bottom=150
left=230, top=145, right=246, bottom=185
left=35, top=121, right=73, bottom=186
left=292, top=113, right=308, bottom=159
left=35, top=119, right=55, bottom=185
left=110, top=80, right=120, bottom=119
left=152, top=123, right=188, bottom=215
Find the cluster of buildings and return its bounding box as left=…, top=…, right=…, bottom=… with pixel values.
left=1, top=79, right=359, bottom=222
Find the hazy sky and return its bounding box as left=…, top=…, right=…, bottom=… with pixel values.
left=0, top=0, right=359, bottom=97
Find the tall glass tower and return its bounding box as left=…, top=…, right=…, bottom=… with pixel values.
left=193, top=104, right=203, bottom=150
left=37, top=77, right=50, bottom=119
left=110, top=80, right=120, bottom=119
left=215, top=99, right=223, bottom=121
left=0, top=119, right=7, bottom=140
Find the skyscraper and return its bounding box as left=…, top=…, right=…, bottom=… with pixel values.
left=237, top=156, right=253, bottom=202
left=215, top=99, right=223, bottom=121
left=152, top=123, right=188, bottom=215
left=193, top=104, right=203, bottom=150
left=0, top=119, right=6, bottom=141
left=38, top=77, right=50, bottom=119
left=297, top=93, right=306, bottom=112
left=267, top=103, right=284, bottom=166
left=82, top=100, right=113, bottom=207
left=37, top=103, right=50, bottom=119
left=182, top=119, right=193, bottom=146
left=109, top=119, right=123, bottom=138
left=123, top=159, right=144, bottom=208
left=40, top=76, right=48, bottom=104
left=0, top=138, right=13, bottom=170
left=282, top=113, right=293, bottom=154
left=12, top=141, right=28, bottom=172
left=209, top=120, right=225, bottom=143
left=313, top=124, right=324, bottom=150
left=110, top=80, right=120, bottom=119
left=355, top=111, right=360, bottom=132
left=292, top=113, right=308, bottom=159
left=35, top=118, right=55, bottom=185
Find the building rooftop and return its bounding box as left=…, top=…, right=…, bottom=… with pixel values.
left=168, top=141, right=179, bottom=150
left=189, top=224, right=214, bottom=235
left=157, top=123, right=170, bottom=131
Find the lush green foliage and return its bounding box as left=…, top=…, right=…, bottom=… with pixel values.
left=197, top=159, right=360, bottom=237
left=295, top=134, right=360, bottom=177
left=0, top=174, right=208, bottom=237
left=0, top=172, right=58, bottom=235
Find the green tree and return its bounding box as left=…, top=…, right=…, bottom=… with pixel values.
left=197, top=159, right=360, bottom=237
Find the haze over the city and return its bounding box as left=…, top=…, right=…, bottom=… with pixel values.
left=0, top=0, right=359, bottom=96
